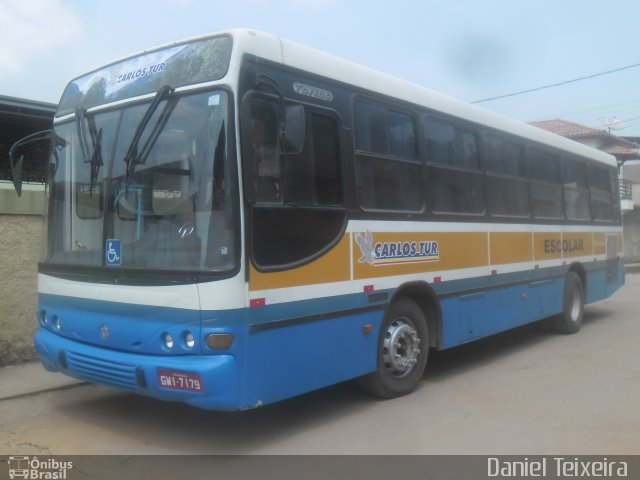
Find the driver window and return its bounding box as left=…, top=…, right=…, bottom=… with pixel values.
left=243, top=94, right=345, bottom=269
left=248, top=99, right=281, bottom=203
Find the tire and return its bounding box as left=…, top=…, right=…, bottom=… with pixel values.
left=358, top=297, right=429, bottom=398
left=553, top=272, right=585, bottom=334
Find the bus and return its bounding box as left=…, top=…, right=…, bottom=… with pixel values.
left=10, top=29, right=624, bottom=410
left=8, top=456, right=29, bottom=479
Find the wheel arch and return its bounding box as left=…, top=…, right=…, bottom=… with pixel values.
left=567, top=262, right=587, bottom=292
left=388, top=281, right=442, bottom=349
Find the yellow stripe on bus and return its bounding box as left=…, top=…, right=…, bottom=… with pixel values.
left=250, top=228, right=616, bottom=292
left=533, top=232, right=562, bottom=260
left=490, top=232, right=532, bottom=265
left=562, top=232, right=594, bottom=258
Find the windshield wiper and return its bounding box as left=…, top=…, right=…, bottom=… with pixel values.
left=123, top=85, right=176, bottom=180
left=75, top=107, right=103, bottom=197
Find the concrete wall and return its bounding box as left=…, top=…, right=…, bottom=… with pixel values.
left=0, top=183, right=45, bottom=366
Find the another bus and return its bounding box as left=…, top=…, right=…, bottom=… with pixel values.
left=10, top=29, right=624, bottom=410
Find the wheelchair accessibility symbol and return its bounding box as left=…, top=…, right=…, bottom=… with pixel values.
left=105, top=239, right=122, bottom=266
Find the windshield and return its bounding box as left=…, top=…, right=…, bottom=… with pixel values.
left=45, top=89, right=238, bottom=278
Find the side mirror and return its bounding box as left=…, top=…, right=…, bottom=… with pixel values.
left=280, top=105, right=305, bottom=155
left=9, top=129, right=54, bottom=197
left=11, top=155, right=24, bottom=197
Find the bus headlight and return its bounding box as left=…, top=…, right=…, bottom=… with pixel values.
left=52, top=315, right=61, bottom=331
left=39, top=310, right=48, bottom=327
left=163, top=333, right=174, bottom=350
left=184, top=331, right=196, bottom=349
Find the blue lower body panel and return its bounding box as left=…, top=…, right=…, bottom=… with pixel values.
left=437, top=259, right=624, bottom=349
left=244, top=309, right=383, bottom=407
left=438, top=277, right=564, bottom=348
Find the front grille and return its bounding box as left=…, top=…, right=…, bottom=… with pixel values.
left=65, top=351, right=138, bottom=390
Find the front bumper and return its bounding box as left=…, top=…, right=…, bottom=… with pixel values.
left=34, top=328, right=242, bottom=410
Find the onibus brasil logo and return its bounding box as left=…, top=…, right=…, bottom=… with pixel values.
left=8, top=456, right=73, bottom=479
left=355, top=230, right=439, bottom=266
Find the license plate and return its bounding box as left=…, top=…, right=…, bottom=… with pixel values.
left=157, top=369, right=204, bottom=393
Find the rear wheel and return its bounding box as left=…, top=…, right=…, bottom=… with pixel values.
left=553, top=272, right=585, bottom=334
left=358, top=297, right=429, bottom=398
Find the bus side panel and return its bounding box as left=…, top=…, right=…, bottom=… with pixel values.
left=586, top=270, right=609, bottom=304
left=439, top=277, right=564, bottom=349
left=243, top=309, right=383, bottom=407
left=585, top=258, right=625, bottom=304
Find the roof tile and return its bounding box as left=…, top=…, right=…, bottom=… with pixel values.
left=529, top=118, right=608, bottom=138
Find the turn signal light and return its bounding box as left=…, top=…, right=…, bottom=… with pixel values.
left=206, top=333, right=234, bottom=350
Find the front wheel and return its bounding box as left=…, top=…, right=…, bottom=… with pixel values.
left=553, top=272, right=585, bottom=334
left=358, top=297, right=429, bottom=398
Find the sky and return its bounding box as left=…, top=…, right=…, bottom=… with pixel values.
left=2, top=0, right=640, bottom=136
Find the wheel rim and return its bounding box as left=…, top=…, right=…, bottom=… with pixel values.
left=382, top=318, right=421, bottom=378
left=570, top=287, right=582, bottom=322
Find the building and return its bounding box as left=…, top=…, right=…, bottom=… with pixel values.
left=1, top=94, right=55, bottom=183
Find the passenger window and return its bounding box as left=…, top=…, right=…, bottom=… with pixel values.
left=528, top=147, right=560, bottom=184
left=424, top=119, right=453, bottom=165
left=483, top=135, right=525, bottom=176
left=354, top=102, right=417, bottom=159
left=483, top=134, right=529, bottom=217
left=563, top=158, right=591, bottom=221
left=425, top=117, right=483, bottom=215
left=528, top=147, right=563, bottom=219
left=354, top=101, right=422, bottom=211
left=454, top=131, right=478, bottom=169
left=356, top=156, right=423, bottom=211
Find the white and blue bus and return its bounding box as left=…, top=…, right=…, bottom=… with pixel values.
left=11, top=30, right=624, bottom=410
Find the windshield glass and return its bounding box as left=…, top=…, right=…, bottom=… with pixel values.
left=46, top=89, right=238, bottom=276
